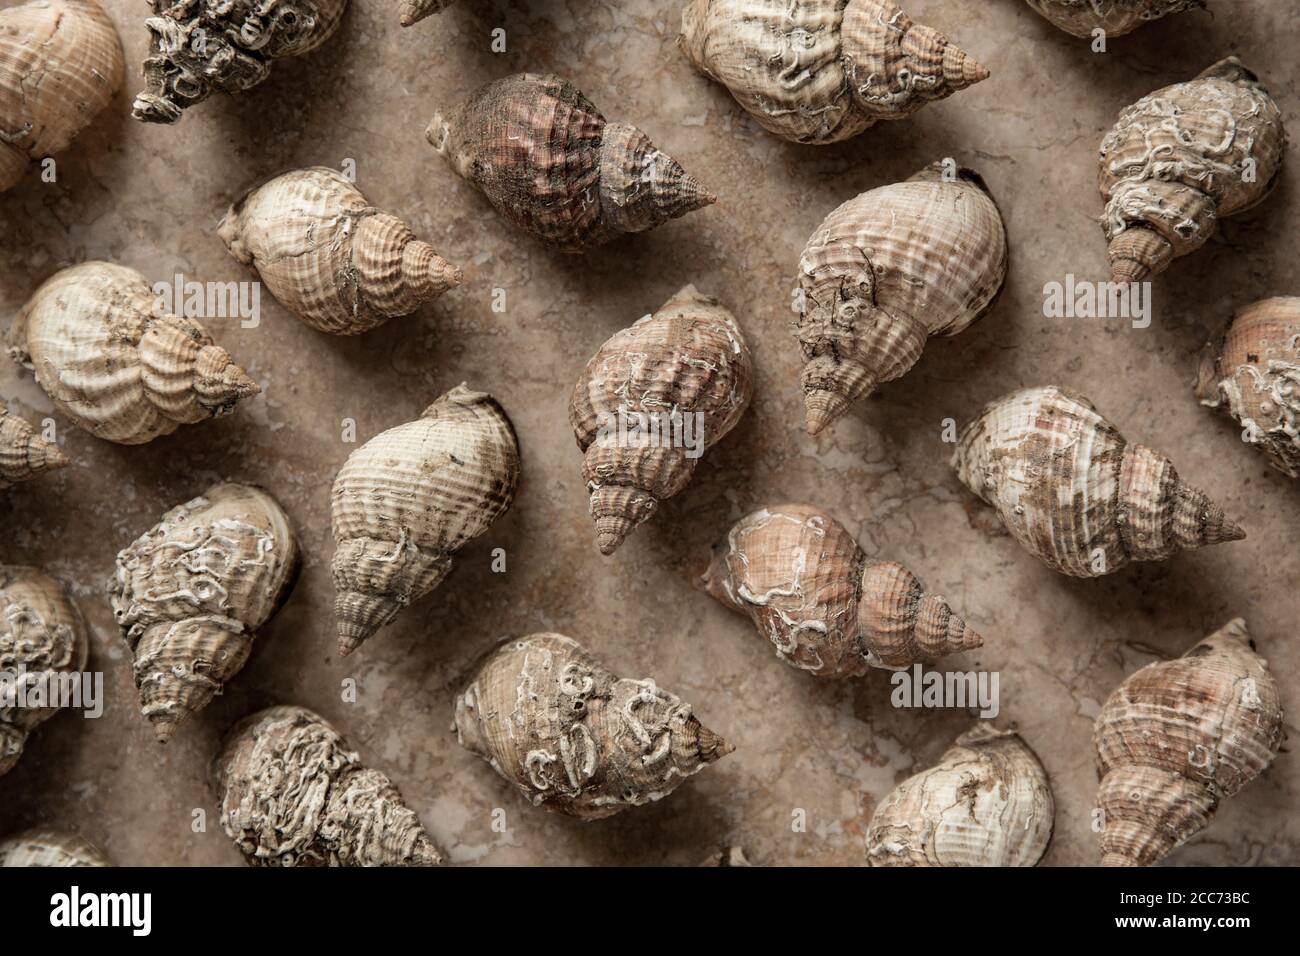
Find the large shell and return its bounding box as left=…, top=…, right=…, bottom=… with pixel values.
left=132, top=0, right=348, bottom=124
left=1093, top=619, right=1283, bottom=866
left=0, top=400, right=67, bottom=490
left=796, top=162, right=1007, bottom=435
left=331, top=384, right=520, bottom=656
left=865, top=726, right=1054, bottom=867
left=569, top=285, right=753, bottom=555
left=8, top=262, right=260, bottom=445
left=109, top=483, right=300, bottom=742
left=1196, top=296, right=1300, bottom=478
left=0, top=566, right=89, bottom=777
left=399, top=0, right=454, bottom=27
left=952, top=385, right=1244, bottom=577
left=453, top=632, right=733, bottom=820
left=679, top=0, right=989, bottom=145
left=699, top=503, right=982, bottom=674
left=1023, top=0, right=1204, bottom=37
left=426, top=73, right=715, bottom=252
left=1099, top=57, right=1286, bottom=283
left=214, top=705, right=442, bottom=866
left=0, top=0, right=124, bottom=193
left=218, top=167, right=462, bottom=336
left=0, top=827, right=109, bottom=866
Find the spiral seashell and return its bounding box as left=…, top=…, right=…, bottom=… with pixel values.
left=132, top=0, right=348, bottom=124
left=427, top=73, right=715, bottom=252
left=866, top=726, right=1054, bottom=866
left=215, top=705, right=442, bottom=866
left=1099, top=57, right=1286, bottom=284
left=699, top=503, right=982, bottom=674
left=8, top=262, right=260, bottom=445
left=0, top=0, right=124, bottom=193
left=0, top=566, right=89, bottom=777
left=952, top=385, right=1245, bottom=577
left=331, top=384, right=520, bottom=656
left=109, top=483, right=301, bottom=743
left=0, top=827, right=109, bottom=866
left=454, top=632, right=733, bottom=820
left=219, top=167, right=463, bottom=335
left=1093, top=619, right=1283, bottom=866
left=1023, top=0, right=1204, bottom=38
left=399, top=0, right=454, bottom=27
left=0, top=400, right=67, bottom=490
left=679, top=0, right=990, bottom=145
left=1196, top=296, right=1300, bottom=479
left=796, top=161, right=1007, bottom=435
left=569, top=285, right=753, bottom=555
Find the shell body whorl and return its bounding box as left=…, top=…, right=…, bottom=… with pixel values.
left=0, top=828, right=109, bottom=867
left=0, top=400, right=68, bottom=490
left=1024, top=0, right=1205, bottom=38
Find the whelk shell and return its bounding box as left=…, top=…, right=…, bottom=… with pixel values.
left=0, top=827, right=109, bottom=866
left=0, top=400, right=67, bottom=490
left=1023, top=0, right=1205, bottom=38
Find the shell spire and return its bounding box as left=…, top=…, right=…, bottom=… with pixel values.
left=0, top=828, right=110, bottom=867
left=0, top=401, right=68, bottom=490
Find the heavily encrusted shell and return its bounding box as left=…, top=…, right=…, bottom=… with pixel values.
left=0, top=400, right=67, bottom=490
left=569, top=285, right=753, bottom=555
left=427, top=73, right=715, bottom=252
left=215, top=705, right=442, bottom=866
left=453, top=632, right=733, bottom=820
left=8, top=262, right=260, bottom=445
left=953, top=385, right=1245, bottom=577
left=331, top=384, right=520, bottom=656
left=699, top=503, right=982, bottom=674
left=866, top=726, right=1054, bottom=867
left=0, top=566, right=89, bottom=777
left=1100, top=57, right=1286, bottom=283
left=1023, top=0, right=1204, bottom=37
left=796, top=162, right=1007, bottom=435
left=109, top=483, right=301, bottom=743
left=1094, top=619, right=1283, bottom=866
left=399, top=0, right=454, bottom=27
left=0, top=827, right=109, bottom=866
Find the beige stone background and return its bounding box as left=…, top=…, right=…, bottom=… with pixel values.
left=0, top=0, right=1297, bottom=866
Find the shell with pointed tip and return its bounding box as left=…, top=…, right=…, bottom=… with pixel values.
left=0, top=828, right=109, bottom=867
left=569, top=285, right=753, bottom=555
left=1094, top=619, right=1283, bottom=867
left=1100, top=57, right=1286, bottom=284
left=1023, top=0, right=1204, bottom=37
left=331, top=385, right=520, bottom=656
left=0, top=400, right=67, bottom=490
left=132, top=0, right=347, bottom=124
left=700, top=503, right=982, bottom=674
left=109, top=484, right=300, bottom=743
left=215, top=705, right=442, bottom=866
left=8, top=262, right=260, bottom=445
left=219, top=167, right=463, bottom=335
left=454, top=632, right=733, bottom=820
left=796, top=162, right=1007, bottom=435
left=866, top=726, right=1054, bottom=866
left=399, top=0, right=454, bottom=27
left=426, top=73, right=715, bottom=252
left=0, top=566, right=89, bottom=778
left=0, top=0, right=124, bottom=193
left=952, top=386, right=1245, bottom=577
left=679, top=0, right=990, bottom=145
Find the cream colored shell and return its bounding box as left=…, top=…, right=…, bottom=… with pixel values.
left=0, top=400, right=67, bottom=490
left=399, top=0, right=455, bottom=26
left=1023, top=0, right=1204, bottom=37
left=0, top=827, right=109, bottom=866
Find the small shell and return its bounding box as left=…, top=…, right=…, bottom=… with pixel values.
left=331, top=384, right=520, bottom=656
left=700, top=503, right=982, bottom=674
left=1023, top=0, right=1204, bottom=37
left=8, top=262, right=260, bottom=445
left=0, top=400, right=68, bottom=490
left=427, top=73, right=715, bottom=252
left=399, top=0, right=454, bottom=27
left=453, top=632, right=733, bottom=820
left=569, top=285, right=753, bottom=555
left=109, top=483, right=301, bottom=742
left=0, top=827, right=109, bottom=867
left=866, top=726, right=1054, bottom=867
left=214, top=705, right=442, bottom=866
left=1094, top=619, right=1283, bottom=866
left=953, top=385, right=1245, bottom=577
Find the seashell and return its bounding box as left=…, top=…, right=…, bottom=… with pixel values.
left=0, top=827, right=109, bottom=866
left=8, top=262, right=260, bottom=445
left=399, top=0, right=454, bottom=27
left=0, top=0, right=124, bottom=193
left=699, top=503, right=982, bottom=674
left=569, top=285, right=753, bottom=555
left=132, top=0, right=348, bottom=124
left=1099, top=57, right=1286, bottom=284
left=1196, top=296, right=1300, bottom=479
left=865, top=725, right=1054, bottom=866
left=109, top=483, right=300, bottom=743
left=0, top=566, right=89, bottom=777
left=796, top=161, right=1007, bottom=435
left=453, top=632, right=733, bottom=820
left=1023, top=0, right=1204, bottom=37
left=219, top=167, right=463, bottom=335
left=427, top=72, right=715, bottom=252
left=215, top=705, right=442, bottom=866
left=0, top=400, right=67, bottom=490
left=331, top=384, right=520, bottom=656
left=952, top=385, right=1245, bottom=577
left=1093, top=618, right=1283, bottom=866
